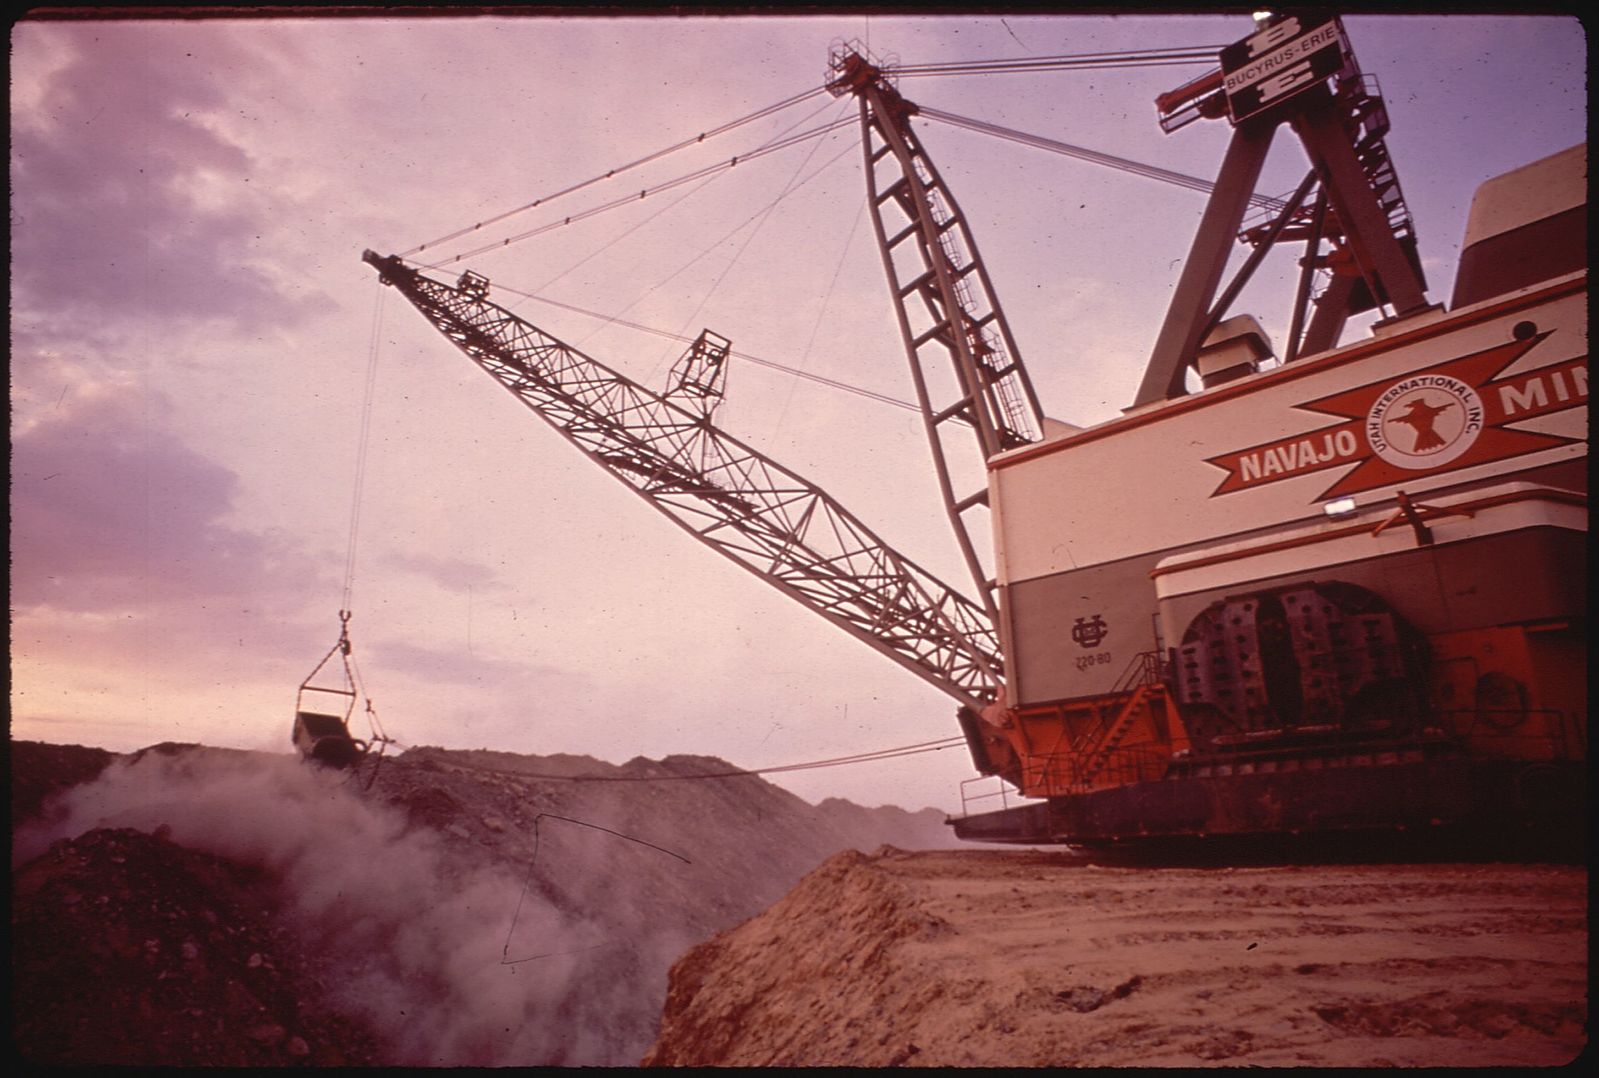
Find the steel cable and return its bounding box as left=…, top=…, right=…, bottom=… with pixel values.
left=891, top=44, right=1224, bottom=77
left=446, top=250, right=921, bottom=414
left=379, top=735, right=971, bottom=784
left=401, top=85, right=829, bottom=258
left=557, top=136, right=857, bottom=351
left=650, top=96, right=851, bottom=380
left=341, top=285, right=386, bottom=614
left=918, top=105, right=1288, bottom=213
left=423, top=116, right=858, bottom=266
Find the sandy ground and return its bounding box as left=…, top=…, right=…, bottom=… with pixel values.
left=646, top=846, right=1588, bottom=1067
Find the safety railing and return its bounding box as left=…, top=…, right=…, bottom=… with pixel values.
left=1066, top=650, right=1168, bottom=757
left=957, top=774, right=1020, bottom=817
left=1018, top=740, right=1173, bottom=796
left=1115, top=649, right=1166, bottom=693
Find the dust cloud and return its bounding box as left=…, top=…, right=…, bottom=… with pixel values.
left=13, top=749, right=694, bottom=1065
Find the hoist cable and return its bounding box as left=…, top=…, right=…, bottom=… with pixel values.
left=421, top=115, right=858, bottom=266
left=396, top=125, right=925, bottom=416
left=299, top=285, right=389, bottom=755
left=918, top=104, right=1288, bottom=213
left=527, top=172, right=727, bottom=298
left=341, top=285, right=386, bottom=613
left=404, top=46, right=1226, bottom=262
left=526, top=92, right=851, bottom=298
left=652, top=95, right=850, bottom=377
left=890, top=44, right=1224, bottom=76
left=563, top=135, right=857, bottom=353
left=401, top=85, right=829, bottom=258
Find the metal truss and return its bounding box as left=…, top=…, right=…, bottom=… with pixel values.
left=828, top=46, right=1044, bottom=620
left=1138, top=33, right=1431, bottom=406
left=363, top=251, right=1002, bottom=710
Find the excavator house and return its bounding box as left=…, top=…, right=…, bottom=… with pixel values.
left=367, top=14, right=1586, bottom=847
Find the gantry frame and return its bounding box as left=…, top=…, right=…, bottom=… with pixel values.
left=828, top=45, right=1044, bottom=622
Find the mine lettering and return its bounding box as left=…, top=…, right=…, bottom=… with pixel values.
left=1236, top=428, right=1359, bottom=484
left=1500, top=364, right=1588, bottom=416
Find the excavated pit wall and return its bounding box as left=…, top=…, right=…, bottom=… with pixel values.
left=10, top=740, right=961, bottom=1066
left=645, top=846, right=1588, bottom=1068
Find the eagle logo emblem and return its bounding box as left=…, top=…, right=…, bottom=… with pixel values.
left=1365, top=374, right=1484, bottom=471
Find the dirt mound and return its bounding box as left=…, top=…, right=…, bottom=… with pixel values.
left=10, top=739, right=961, bottom=1066
left=644, top=846, right=951, bottom=1067
left=645, top=847, right=1588, bottom=1067
left=11, top=826, right=379, bottom=1066
left=370, top=745, right=960, bottom=955
left=9, top=740, right=117, bottom=822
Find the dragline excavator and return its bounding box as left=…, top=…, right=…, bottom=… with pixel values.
left=367, top=13, right=1586, bottom=848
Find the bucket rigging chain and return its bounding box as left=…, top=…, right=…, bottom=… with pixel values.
left=295, top=608, right=393, bottom=771
left=364, top=251, right=1003, bottom=709
left=294, top=283, right=394, bottom=772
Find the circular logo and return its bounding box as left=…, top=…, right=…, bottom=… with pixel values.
left=1365, top=375, right=1484, bottom=470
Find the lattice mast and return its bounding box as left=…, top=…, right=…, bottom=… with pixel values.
left=363, top=251, right=1003, bottom=709
left=827, top=45, right=1044, bottom=622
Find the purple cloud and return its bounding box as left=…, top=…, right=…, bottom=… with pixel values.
left=10, top=383, right=331, bottom=615
left=10, top=27, right=311, bottom=332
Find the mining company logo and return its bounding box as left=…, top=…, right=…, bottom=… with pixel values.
left=1366, top=374, right=1483, bottom=470
left=1205, top=332, right=1587, bottom=500
left=1071, top=615, right=1108, bottom=649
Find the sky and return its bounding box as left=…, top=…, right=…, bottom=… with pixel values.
left=9, top=10, right=1586, bottom=813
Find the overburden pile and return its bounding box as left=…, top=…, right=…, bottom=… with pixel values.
left=10, top=739, right=960, bottom=1066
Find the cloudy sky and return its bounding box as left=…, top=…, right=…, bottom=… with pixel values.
left=9, top=11, right=1585, bottom=811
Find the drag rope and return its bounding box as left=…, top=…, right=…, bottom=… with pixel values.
left=387, top=735, right=970, bottom=786
left=502, top=813, right=691, bottom=965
